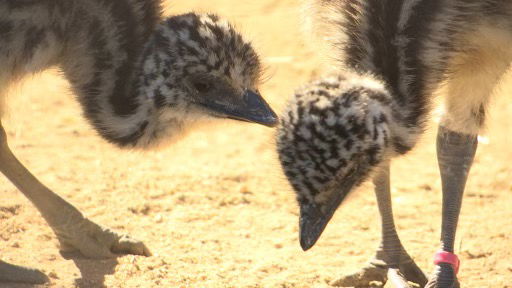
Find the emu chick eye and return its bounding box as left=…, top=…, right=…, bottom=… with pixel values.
left=193, top=81, right=210, bottom=93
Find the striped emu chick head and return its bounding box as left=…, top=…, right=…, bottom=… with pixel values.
left=141, top=13, right=277, bottom=128
left=277, top=74, right=393, bottom=250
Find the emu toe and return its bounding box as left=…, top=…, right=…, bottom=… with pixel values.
left=387, top=268, right=422, bottom=288
left=55, top=216, right=151, bottom=259
left=0, top=260, right=49, bottom=284
left=330, top=256, right=427, bottom=288
left=425, top=264, right=460, bottom=288
left=399, top=258, right=428, bottom=287
left=330, top=266, right=424, bottom=288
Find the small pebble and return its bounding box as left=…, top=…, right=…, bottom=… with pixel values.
left=48, top=272, right=59, bottom=279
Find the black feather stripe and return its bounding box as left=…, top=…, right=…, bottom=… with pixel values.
left=365, top=0, right=404, bottom=103
left=401, top=0, right=443, bottom=128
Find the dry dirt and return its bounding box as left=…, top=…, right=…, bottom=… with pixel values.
left=1, top=1, right=511, bottom=287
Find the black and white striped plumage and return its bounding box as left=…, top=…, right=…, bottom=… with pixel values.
left=279, top=1, right=511, bottom=287
left=311, top=0, right=512, bottom=144
left=0, top=0, right=277, bottom=284
left=278, top=73, right=392, bottom=217
left=0, top=0, right=275, bottom=148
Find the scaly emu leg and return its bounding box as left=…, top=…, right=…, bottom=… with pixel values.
left=425, top=126, right=477, bottom=288
left=0, top=123, right=150, bottom=284
left=332, top=164, right=428, bottom=287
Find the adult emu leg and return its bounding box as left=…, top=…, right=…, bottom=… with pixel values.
left=331, top=165, right=428, bottom=288
left=425, top=127, right=477, bottom=288
left=426, top=40, right=508, bottom=287
left=0, top=123, right=150, bottom=284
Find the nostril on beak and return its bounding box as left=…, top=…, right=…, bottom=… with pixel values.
left=246, top=91, right=259, bottom=107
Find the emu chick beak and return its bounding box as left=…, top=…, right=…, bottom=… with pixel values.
left=207, top=89, right=278, bottom=127
left=228, top=89, right=278, bottom=127
left=299, top=174, right=359, bottom=251
left=299, top=203, right=333, bottom=251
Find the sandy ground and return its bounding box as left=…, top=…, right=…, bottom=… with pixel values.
left=1, top=1, right=511, bottom=287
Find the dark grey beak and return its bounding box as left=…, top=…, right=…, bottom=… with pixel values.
left=206, top=89, right=278, bottom=127
left=299, top=201, right=339, bottom=251
left=299, top=167, right=363, bottom=251
left=299, top=202, right=331, bottom=251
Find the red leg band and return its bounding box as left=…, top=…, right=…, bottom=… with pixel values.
left=434, top=251, right=460, bottom=275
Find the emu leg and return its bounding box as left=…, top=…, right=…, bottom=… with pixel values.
left=0, top=123, right=150, bottom=283
left=426, top=126, right=477, bottom=288
left=331, top=164, right=427, bottom=288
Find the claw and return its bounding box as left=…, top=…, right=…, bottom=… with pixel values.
left=110, top=233, right=152, bottom=256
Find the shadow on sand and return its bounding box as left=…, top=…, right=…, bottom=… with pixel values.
left=61, top=251, right=119, bottom=288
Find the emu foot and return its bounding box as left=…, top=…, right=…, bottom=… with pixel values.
left=398, top=255, right=428, bottom=287
left=331, top=254, right=427, bottom=287
left=53, top=216, right=151, bottom=259
left=0, top=260, right=49, bottom=284
left=425, top=263, right=460, bottom=288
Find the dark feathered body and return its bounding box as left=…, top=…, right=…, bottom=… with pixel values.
left=0, top=0, right=160, bottom=115
left=312, top=0, right=512, bottom=152
left=0, top=1, right=276, bottom=283
left=0, top=0, right=266, bottom=147
left=278, top=0, right=512, bottom=262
